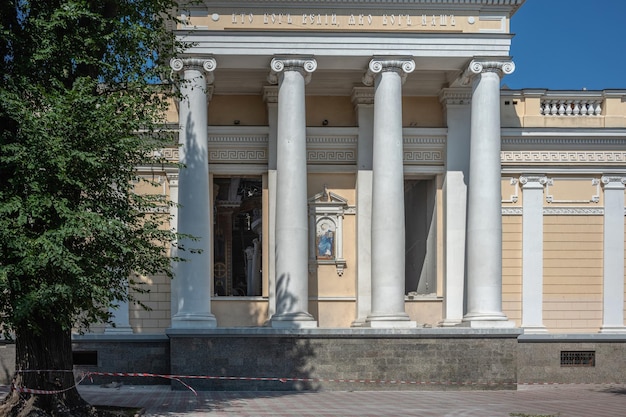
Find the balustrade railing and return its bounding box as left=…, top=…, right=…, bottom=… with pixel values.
left=540, top=99, right=602, bottom=116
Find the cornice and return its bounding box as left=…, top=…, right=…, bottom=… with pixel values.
left=196, top=0, right=525, bottom=11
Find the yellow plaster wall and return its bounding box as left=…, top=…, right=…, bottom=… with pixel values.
left=306, top=96, right=356, bottom=127
left=310, top=300, right=355, bottom=327
left=165, top=97, right=178, bottom=124
left=307, top=173, right=357, bottom=299
left=126, top=172, right=173, bottom=333
left=604, top=94, right=626, bottom=127
left=130, top=273, right=172, bottom=333
left=212, top=299, right=269, bottom=326
left=405, top=299, right=442, bottom=326
left=209, top=95, right=267, bottom=126
left=500, top=93, right=626, bottom=128
left=546, top=176, right=602, bottom=206
left=403, top=97, right=444, bottom=127
left=502, top=215, right=522, bottom=326
left=543, top=215, right=603, bottom=333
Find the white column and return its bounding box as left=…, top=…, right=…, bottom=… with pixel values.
left=520, top=175, right=548, bottom=333
left=462, top=59, right=515, bottom=328
left=439, top=89, right=471, bottom=326
left=600, top=176, right=626, bottom=333
left=351, top=87, right=374, bottom=327
left=263, top=86, right=278, bottom=319
left=363, top=58, right=416, bottom=328
left=169, top=57, right=217, bottom=329
left=268, top=57, right=317, bottom=329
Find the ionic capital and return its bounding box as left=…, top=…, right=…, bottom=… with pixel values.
left=460, top=58, right=515, bottom=86
left=519, top=175, right=548, bottom=189
left=362, top=57, right=415, bottom=86
left=170, top=57, right=217, bottom=84
left=601, top=176, right=626, bottom=190
left=267, top=57, right=317, bottom=85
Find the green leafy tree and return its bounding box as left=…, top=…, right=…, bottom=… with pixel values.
left=0, top=1, right=184, bottom=415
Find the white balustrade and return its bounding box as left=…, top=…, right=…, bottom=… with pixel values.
left=540, top=99, right=602, bottom=116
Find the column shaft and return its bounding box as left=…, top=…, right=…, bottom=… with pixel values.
left=463, top=59, right=515, bottom=328
left=169, top=58, right=217, bottom=329
left=364, top=59, right=416, bottom=328
left=269, top=58, right=317, bottom=328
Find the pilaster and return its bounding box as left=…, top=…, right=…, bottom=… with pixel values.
left=351, top=87, right=374, bottom=327
left=263, top=86, right=278, bottom=320
left=166, top=172, right=180, bottom=318
left=439, top=88, right=471, bottom=326
left=600, top=176, right=626, bottom=333
left=520, top=175, right=548, bottom=333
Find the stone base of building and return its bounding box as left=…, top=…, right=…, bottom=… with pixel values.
left=166, top=328, right=520, bottom=391
left=2, top=332, right=624, bottom=390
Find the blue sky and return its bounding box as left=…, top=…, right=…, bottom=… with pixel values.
left=504, top=0, right=626, bottom=91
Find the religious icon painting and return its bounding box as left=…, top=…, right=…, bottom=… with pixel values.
left=316, top=217, right=336, bottom=260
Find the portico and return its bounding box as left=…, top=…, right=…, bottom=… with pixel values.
left=162, top=1, right=516, bottom=328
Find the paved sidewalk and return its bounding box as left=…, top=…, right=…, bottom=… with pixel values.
left=71, top=384, right=626, bottom=416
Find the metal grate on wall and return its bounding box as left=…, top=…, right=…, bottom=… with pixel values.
left=560, top=351, right=595, bottom=367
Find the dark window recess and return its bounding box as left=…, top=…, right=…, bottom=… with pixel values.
left=560, top=351, right=595, bottom=367
left=73, top=351, right=98, bottom=366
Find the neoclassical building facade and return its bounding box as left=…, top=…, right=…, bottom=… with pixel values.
left=65, top=0, right=626, bottom=389
left=100, top=0, right=626, bottom=335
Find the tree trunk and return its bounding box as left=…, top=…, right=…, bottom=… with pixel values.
left=0, top=318, right=96, bottom=416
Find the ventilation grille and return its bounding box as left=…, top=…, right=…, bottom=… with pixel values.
left=73, top=350, right=98, bottom=366
left=560, top=351, right=595, bottom=367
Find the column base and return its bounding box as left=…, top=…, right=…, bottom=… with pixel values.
left=365, top=313, right=417, bottom=329
left=270, top=312, right=317, bottom=329
left=599, top=325, right=626, bottom=334
left=350, top=318, right=368, bottom=328
left=462, top=312, right=516, bottom=329
left=521, top=325, right=549, bottom=334
left=104, top=325, right=134, bottom=335
left=171, top=312, right=217, bottom=329
left=439, top=318, right=464, bottom=327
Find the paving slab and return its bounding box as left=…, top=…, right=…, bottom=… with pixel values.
left=3, top=384, right=625, bottom=416
left=73, top=384, right=626, bottom=416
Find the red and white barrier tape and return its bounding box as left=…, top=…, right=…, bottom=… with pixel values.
left=12, top=370, right=624, bottom=396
